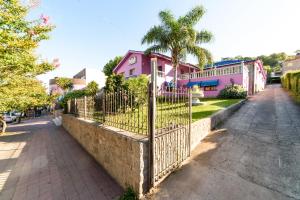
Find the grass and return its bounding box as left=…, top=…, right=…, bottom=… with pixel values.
left=192, top=98, right=242, bottom=122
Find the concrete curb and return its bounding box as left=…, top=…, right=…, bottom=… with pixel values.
left=210, top=98, right=248, bottom=130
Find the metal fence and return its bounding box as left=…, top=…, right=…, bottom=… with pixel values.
left=67, top=89, right=149, bottom=135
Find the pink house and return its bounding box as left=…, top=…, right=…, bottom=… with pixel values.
left=113, top=50, right=198, bottom=88
left=113, top=50, right=267, bottom=97
left=178, top=60, right=267, bottom=97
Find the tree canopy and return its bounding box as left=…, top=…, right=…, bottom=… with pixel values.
left=0, top=0, right=55, bottom=112
left=85, top=81, right=99, bottom=96
left=102, top=56, right=123, bottom=76
left=141, top=6, right=213, bottom=86
left=221, top=52, right=298, bottom=73
left=55, top=77, right=73, bottom=92
left=105, top=73, right=128, bottom=92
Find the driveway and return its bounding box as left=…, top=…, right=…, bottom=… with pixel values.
left=152, top=84, right=300, bottom=200
left=0, top=117, right=123, bottom=200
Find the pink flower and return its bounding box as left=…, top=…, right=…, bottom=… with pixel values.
left=41, top=14, right=50, bottom=25
left=53, top=58, right=60, bottom=68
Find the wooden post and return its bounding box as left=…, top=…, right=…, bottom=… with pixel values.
left=67, top=100, right=71, bottom=113
left=84, top=96, right=87, bottom=119
left=102, top=91, right=106, bottom=123
left=149, top=57, right=157, bottom=188
left=74, top=98, right=77, bottom=116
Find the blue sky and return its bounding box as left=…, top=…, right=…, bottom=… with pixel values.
left=32, top=0, right=300, bottom=85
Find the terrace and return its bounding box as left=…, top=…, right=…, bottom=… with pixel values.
left=179, top=64, right=243, bottom=80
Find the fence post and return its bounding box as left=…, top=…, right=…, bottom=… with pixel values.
left=149, top=57, right=157, bottom=188
left=102, top=91, right=106, bottom=123
left=74, top=98, right=77, bottom=116
left=84, top=96, right=87, bottom=119
left=188, top=89, right=192, bottom=156
left=67, top=100, right=71, bottom=114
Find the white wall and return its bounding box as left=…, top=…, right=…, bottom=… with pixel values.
left=85, top=68, right=106, bottom=89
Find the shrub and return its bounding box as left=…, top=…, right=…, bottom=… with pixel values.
left=119, top=187, right=138, bottom=200
left=105, top=73, right=128, bottom=92
left=281, top=70, right=300, bottom=95
left=218, top=84, right=247, bottom=99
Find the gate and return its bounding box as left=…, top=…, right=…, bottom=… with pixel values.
left=149, top=58, right=192, bottom=186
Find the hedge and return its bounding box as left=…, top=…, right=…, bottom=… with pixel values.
left=281, top=70, right=300, bottom=96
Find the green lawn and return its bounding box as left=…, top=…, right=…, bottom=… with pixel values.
left=82, top=98, right=242, bottom=135
left=192, top=98, right=242, bottom=122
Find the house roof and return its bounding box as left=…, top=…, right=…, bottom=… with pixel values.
left=205, top=59, right=256, bottom=69
left=113, top=50, right=198, bottom=72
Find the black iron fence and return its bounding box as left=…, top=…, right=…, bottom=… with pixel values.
left=67, top=89, right=149, bottom=135
left=67, top=87, right=191, bottom=136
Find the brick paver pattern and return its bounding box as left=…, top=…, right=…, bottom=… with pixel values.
left=0, top=117, right=123, bottom=200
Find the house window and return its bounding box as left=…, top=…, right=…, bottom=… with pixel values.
left=129, top=68, right=135, bottom=76
left=204, top=86, right=217, bottom=91
left=158, top=66, right=163, bottom=72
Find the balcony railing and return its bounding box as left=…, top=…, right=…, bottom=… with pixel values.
left=179, top=65, right=243, bottom=80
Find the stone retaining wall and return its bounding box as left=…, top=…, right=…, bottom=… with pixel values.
left=62, top=100, right=246, bottom=197
left=191, top=100, right=246, bottom=150
left=62, top=114, right=149, bottom=196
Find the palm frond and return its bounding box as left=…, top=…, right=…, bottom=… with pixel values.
left=196, top=30, right=213, bottom=44
left=141, top=25, right=166, bottom=45
left=178, top=6, right=205, bottom=26
left=159, top=10, right=176, bottom=28
left=186, top=45, right=213, bottom=69
left=144, top=45, right=168, bottom=55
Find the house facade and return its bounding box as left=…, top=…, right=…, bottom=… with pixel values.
left=49, top=68, right=106, bottom=95
left=73, top=68, right=106, bottom=89
left=179, top=60, right=266, bottom=97
left=114, top=50, right=266, bottom=97
left=113, top=50, right=198, bottom=87
left=49, top=78, right=86, bottom=95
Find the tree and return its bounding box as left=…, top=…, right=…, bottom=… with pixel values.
left=55, top=77, right=73, bottom=93
left=103, top=56, right=123, bottom=76
left=0, top=0, right=55, bottom=132
left=258, top=53, right=287, bottom=68
left=105, top=73, right=128, bottom=92
left=127, top=75, right=149, bottom=105
left=264, top=65, right=272, bottom=74
left=85, top=81, right=99, bottom=96
left=142, top=6, right=213, bottom=87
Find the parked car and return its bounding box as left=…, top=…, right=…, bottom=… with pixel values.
left=2, top=113, right=17, bottom=123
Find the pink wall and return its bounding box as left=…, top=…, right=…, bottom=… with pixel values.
left=115, top=53, right=143, bottom=77
left=116, top=52, right=194, bottom=80
left=178, top=73, right=244, bottom=97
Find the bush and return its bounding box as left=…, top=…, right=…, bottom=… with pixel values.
left=218, top=84, right=247, bottom=99
left=119, top=187, right=138, bottom=200
left=126, top=75, right=149, bottom=105
left=281, top=70, right=300, bottom=95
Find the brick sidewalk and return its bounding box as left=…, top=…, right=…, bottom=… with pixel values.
left=0, top=117, right=123, bottom=200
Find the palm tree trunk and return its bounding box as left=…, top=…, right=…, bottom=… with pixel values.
left=171, top=53, right=179, bottom=90
left=173, top=64, right=178, bottom=89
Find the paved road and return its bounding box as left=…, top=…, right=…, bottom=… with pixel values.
left=0, top=117, right=123, bottom=200
left=152, top=85, right=300, bottom=200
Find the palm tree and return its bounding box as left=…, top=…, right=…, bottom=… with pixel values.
left=142, top=6, right=213, bottom=88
